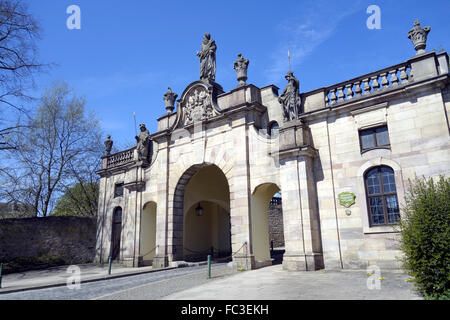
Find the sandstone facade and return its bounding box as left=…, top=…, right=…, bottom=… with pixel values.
left=95, top=42, right=449, bottom=271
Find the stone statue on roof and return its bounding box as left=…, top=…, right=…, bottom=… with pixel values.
left=197, top=33, right=217, bottom=82
left=278, top=71, right=301, bottom=122
left=135, top=124, right=150, bottom=161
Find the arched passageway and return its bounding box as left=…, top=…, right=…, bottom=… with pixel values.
left=173, top=164, right=231, bottom=262
left=140, top=201, right=157, bottom=266
left=251, top=183, right=282, bottom=268
left=184, top=200, right=231, bottom=261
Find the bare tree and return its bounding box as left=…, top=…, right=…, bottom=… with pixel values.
left=54, top=133, right=104, bottom=217
left=0, top=0, right=46, bottom=151
left=0, top=82, right=103, bottom=217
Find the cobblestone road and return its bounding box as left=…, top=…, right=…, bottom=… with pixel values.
left=0, top=262, right=237, bottom=300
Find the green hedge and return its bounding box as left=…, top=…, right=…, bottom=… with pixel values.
left=398, top=176, right=450, bottom=299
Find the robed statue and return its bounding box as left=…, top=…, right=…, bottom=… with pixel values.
left=104, top=135, right=113, bottom=155
left=278, top=71, right=302, bottom=121
left=135, top=124, right=151, bottom=161
left=197, top=33, right=216, bottom=82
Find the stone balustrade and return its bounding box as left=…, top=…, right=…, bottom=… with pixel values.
left=325, top=62, right=412, bottom=106
left=105, top=147, right=136, bottom=168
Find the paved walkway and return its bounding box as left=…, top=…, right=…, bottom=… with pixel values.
left=1, top=262, right=422, bottom=300
left=0, top=263, right=235, bottom=300
left=164, top=264, right=422, bottom=300
left=0, top=263, right=168, bottom=294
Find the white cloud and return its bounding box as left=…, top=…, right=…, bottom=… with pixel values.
left=265, top=1, right=361, bottom=84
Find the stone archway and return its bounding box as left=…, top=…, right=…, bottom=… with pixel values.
left=251, top=183, right=281, bottom=268
left=172, top=163, right=230, bottom=262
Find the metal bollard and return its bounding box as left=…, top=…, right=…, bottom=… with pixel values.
left=207, top=255, right=211, bottom=279
left=0, top=263, right=3, bottom=289
left=108, top=256, right=112, bottom=275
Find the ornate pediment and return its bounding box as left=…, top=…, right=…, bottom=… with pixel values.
left=175, top=81, right=223, bottom=128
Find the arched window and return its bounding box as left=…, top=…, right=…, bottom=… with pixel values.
left=364, top=166, right=400, bottom=226
left=268, top=121, right=279, bottom=137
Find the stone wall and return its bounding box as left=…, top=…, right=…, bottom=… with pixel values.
left=0, top=202, right=34, bottom=219
left=268, top=198, right=284, bottom=248
left=0, top=216, right=97, bottom=273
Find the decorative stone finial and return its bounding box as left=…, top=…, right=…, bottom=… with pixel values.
left=407, top=19, right=431, bottom=55
left=163, top=87, right=178, bottom=113
left=197, top=33, right=217, bottom=82
left=278, top=71, right=302, bottom=122
left=104, top=135, right=113, bottom=155
left=233, top=53, right=250, bottom=87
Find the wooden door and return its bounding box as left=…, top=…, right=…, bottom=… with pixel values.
left=111, top=207, right=122, bottom=260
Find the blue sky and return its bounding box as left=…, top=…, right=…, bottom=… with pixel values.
left=26, top=0, right=450, bottom=148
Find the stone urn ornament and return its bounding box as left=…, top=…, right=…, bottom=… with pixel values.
left=233, top=53, right=249, bottom=87
left=407, top=19, right=430, bottom=55
left=163, top=87, right=178, bottom=114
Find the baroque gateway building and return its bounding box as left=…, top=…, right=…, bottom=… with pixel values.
left=95, top=21, right=450, bottom=271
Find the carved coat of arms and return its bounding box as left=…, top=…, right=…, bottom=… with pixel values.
left=184, top=87, right=213, bottom=124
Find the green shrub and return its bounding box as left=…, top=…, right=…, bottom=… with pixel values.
left=398, top=175, right=450, bottom=299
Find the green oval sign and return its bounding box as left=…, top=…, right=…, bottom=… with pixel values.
left=338, top=192, right=355, bottom=208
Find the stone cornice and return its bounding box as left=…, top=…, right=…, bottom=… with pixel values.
left=123, top=180, right=146, bottom=192
left=270, top=145, right=318, bottom=160
left=217, top=83, right=260, bottom=97
left=349, top=102, right=389, bottom=116
left=96, top=160, right=149, bottom=177
left=154, top=101, right=265, bottom=135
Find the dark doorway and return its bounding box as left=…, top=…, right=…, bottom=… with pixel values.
left=269, top=195, right=285, bottom=265
left=111, top=207, right=122, bottom=260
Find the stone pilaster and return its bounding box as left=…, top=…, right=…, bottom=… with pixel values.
left=122, top=169, right=146, bottom=267
left=275, top=120, right=324, bottom=271
left=152, top=137, right=170, bottom=269
left=229, top=119, right=255, bottom=270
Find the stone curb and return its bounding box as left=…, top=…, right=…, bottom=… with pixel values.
left=0, top=266, right=177, bottom=295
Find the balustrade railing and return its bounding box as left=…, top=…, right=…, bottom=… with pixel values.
left=106, top=147, right=135, bottom=168
left=325, top=62, right=412, bottom=106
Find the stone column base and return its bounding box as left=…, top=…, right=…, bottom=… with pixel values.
left=152, top=255, right=169, bottom=269
left=122, top=257, right=135, bottom=268
left=137, top=255, right=154, bottom=267
left=282, top=252, right=324, bottom=271
left=233, top=254, right=255, bottom=270
left=254, top=259, right=272, bottom=269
